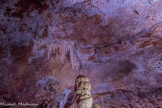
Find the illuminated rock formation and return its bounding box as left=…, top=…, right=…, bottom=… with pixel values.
left=75, top=75, right=93, bottom=108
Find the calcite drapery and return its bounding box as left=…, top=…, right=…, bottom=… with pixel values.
left=47, top=43, right=81, bottom=70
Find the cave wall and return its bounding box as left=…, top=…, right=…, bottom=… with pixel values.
left=0, top=0, right=162, bottom=107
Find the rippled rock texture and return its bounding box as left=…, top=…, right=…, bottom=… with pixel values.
left=0, top=0, right=162, bottom=107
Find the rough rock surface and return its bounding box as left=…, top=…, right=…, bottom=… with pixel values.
left=0, top=0, right=162, bottom=108
left=75, top=75, right=93, bottom=108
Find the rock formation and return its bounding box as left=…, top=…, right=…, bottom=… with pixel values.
left=94, top=104, right=101, bottom=108
left=47, top=43, right=81, bottom=70
left=75, top=75, right=93, bottom=108
left=0, top=0, right=162, bottom=107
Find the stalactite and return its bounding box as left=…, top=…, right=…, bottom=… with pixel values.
left=47, top=43, right=81, bottom=70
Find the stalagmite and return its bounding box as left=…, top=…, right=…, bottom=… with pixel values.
left=75, top=75, right=93, bottom=108
left=59, top=89, right=71, bottom=108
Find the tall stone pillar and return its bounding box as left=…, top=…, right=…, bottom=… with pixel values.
left=75, top=75, right=93, bottom=108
